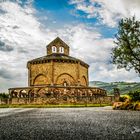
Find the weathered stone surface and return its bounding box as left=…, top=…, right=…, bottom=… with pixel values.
left=8, top=96, right=114, bottom=105
left=113, top=102, right=123, bottom=109
left=113, top=101, right=140, bottom=111
left=28, top=37, right=89, bottom=87
left=9, top=37, right=115, bottom=105
left=47, top=37, right=70, bottom=55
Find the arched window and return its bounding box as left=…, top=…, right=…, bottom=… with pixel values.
left=52, top=46, right=57, bottom=53
left=59, top=47, right=64, bottom=53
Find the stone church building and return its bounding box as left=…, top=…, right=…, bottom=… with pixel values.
left=28, top=37, right=89, bottom=87
left=8, top=37, right=119, bottom=104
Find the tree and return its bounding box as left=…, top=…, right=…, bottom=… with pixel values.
left=0, top=93, right=9, bottom=99
left=128, top=90, right=140, bottom=102
left=112, top=16, right=140, bottom=75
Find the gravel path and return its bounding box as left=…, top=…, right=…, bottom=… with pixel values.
left=0, top=107, right=140, bottom=140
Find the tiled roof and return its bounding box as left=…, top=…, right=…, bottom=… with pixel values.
left=47, top=37, right=69, bottom=48
left=27, top=53, right=89, bottom=67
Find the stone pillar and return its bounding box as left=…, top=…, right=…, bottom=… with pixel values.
left=87, top=68, right=89, bottom=86
left=77, top=62, right=80, bottom=85
left=114, top=88, right=120, bottom=102
left=27, top=63, right=31, bottom=86
left=51, top=60, right=54, bottom=85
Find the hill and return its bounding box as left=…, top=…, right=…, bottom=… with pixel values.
left=89, top=81, right=140, bottom=94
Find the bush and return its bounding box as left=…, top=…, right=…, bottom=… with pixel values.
left=128, top=90, right=140, bottom=102
left=119, top=96, right=127, bottom=102
left=0, top=93, right=9, bottom=99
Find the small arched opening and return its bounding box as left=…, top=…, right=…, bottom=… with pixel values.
left=52, top=46, right=57, bottom=53
left=28, top=89, right=35, bottom=98
left=11, top=90, right=18, bottom=98
left=59, top=47, right=64, bottom=53
left=19, top=90, right=27, bottom=98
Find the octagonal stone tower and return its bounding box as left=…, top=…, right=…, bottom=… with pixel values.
left=27, top=37, right=89, bottom=87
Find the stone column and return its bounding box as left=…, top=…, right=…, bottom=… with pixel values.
left=51, top=60, right=54, bottom=85
left=27, top=63, right=31, bottom=86
left=114, top=88, right=120, bottom=102
left=87, top=68, right=89, bottom=86
left=77, top=62, right=80, bottom=85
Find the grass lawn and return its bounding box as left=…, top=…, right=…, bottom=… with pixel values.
left=0, top=104, right=112, bottom=108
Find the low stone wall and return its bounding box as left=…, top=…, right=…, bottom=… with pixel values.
left=0, top=96, right=116, bottom=105
left=0, top=98, right=9, bottom=105
left=9, top=85, right=107, bottom=98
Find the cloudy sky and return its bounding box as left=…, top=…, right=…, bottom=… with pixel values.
left=0, top=0, right=140, bottom=92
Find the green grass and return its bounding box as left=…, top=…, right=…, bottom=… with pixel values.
left=0, top=104, right=111, bottom=108
left=89, top=81, right=140, bottom=94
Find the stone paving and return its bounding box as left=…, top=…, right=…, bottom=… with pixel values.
left=0, top=107, right=140, bottom=140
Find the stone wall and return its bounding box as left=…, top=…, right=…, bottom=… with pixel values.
left=29, top=60, right=88, bottom=86
left=79, top=63, right=88, bottom=86
left=7, top=85, right=115, bottom=105
left=0, top=98, right=9, bottom=104
left=0, top=96, right=115, bottom=105
left=47, top=37, right=70, bottom=55
left=30, top=63, right=52, bottom=86
left=54, top=62, right=78, bottom=85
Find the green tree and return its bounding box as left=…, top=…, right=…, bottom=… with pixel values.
left=112, top=16, right=140, bottom=75
left=0, top=93, right=9, bottom=99
left=128, top=90, right=140, bottom=101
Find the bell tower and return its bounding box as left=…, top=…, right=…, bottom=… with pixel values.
left=46, top=37, right=69, bottom=56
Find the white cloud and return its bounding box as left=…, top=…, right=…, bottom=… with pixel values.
left=56, top=24, right=139, bottom=82
left=0, top=0, right=56, bottom=92
left=69, top=0, right=140, bottom=27
left=69, top=0, right=85, bottom=4
left=0, top=0, right=139, bottom=92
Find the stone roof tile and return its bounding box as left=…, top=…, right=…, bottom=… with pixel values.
left=28, top=54, right=89, bottom=67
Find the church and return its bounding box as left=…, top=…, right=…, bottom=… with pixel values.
left=8, top=37, right=113, bottom=104
left=27, top=37, right=89, bottom=87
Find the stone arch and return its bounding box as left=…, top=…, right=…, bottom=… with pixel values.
left=19, top=90, right=27, bottom=98
left=33, top=74, right=48, bottom=85
left=37, top=88, right=47, bottom=97
left=81, top=76, right=87, bottom=86
left=28, top=89, right=35, bottom=98
left=55, top=73, right=75, bottom=86
left=11, top=90, right=18, bottom=98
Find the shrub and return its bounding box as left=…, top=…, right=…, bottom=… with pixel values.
left=128, top=90, right=140, bottom=102
left=0, top=93, right=9, bottom=99
left=119, top=96, right=127, bottom=102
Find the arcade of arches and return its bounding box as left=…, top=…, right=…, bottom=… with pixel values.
left=9, top=37, right=110, bottom=102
